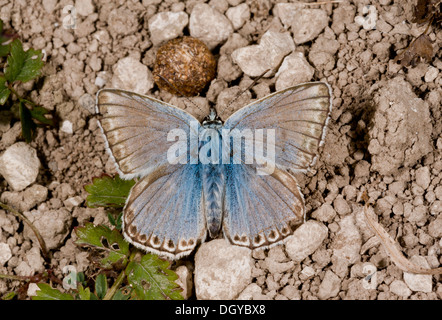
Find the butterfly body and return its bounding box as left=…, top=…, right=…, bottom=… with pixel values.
left=96, top=82, right=332, bottom=259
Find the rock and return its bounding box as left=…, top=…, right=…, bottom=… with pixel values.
left=415, top=166, right=431, bottom=190
left=78, top=93, right=96, bottom=114
left=331, top=215, right=361, bottom=265
left=403, top=256, right=433, bottom=293
left=308, top=51, right=336, bottom=71
left=274, top=4, right=328, bottom=44
left=273, top=3, right=303, bottom=28
left=23, top=207, right=72, bottom=250
left=237, top=283, right=266, bottom=300
left=291, top=9, right=329, bottom=44
left=317, top=270, right=341, bottom=299
left=428, top=214, right=442, bottom=238
left=194, top=239, right=252, bottom=300
left=354, top=160, right=371, bottom=177
left=333, top=195, right=352, bottom=216
left=60, top=120, right=73, bottom=134
left=189, top=3, right=233, bottom=50
left=280, top=285, right=301, bottom=300
left=0, top=242, right=12, bottom=266
left=107, top=8, right=139, bottom=36
left=0, top=142, right=40, bottom=191
left=14, top=246, right=45, bottom=276
left=225, top=3, right=250, bottom=30
left=175, top=265, right=193, bottom=300
left=285, top=220, right=328, bottom=263
left=311, top=203, right=337, bottom=223
left=27, top=283, right=40, bottom=297
left=390, top=280, right=412, bottom=297
left=148, top=11, right=188, bottom=45
left=231, top=30, right=295, bottom=77
left=112, top=57, right=154, bottom=95
left=263, top=257, right=294, bottom=274
left=75, top=0, right=94, bottom=16
left=424, top=66, right=438, bottom=83
left=368, top=77, right=432, bottom=175
left=275, top=52, right=314, bottom=91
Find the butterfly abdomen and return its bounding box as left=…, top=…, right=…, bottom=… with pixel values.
left=202, top=163, right=225, bottom=238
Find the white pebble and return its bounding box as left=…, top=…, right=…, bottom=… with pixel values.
left=60, top=120, right=73, bottom=134
left=112, top=57, right=154, bottom=95
left=285, top=220, right=328, bottom=263
left=148, top=11, right=188, bottom=45
left=225, top=3, right=250, bottom=30
left=194, top=239, right=252, bottom=300
left=232, top=30, right=295, bottom=77
left=0, top=142, right=40, bottom=191
left=275, top=52, right=314, bottom=91
left=403, top=256, right=433, bottom=293
left=0, top=242, right=12, bottom=266
left=189, top=3, right=233, bottom=50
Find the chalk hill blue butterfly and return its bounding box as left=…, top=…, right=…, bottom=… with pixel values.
left=96, top=82, right=332, bottom=259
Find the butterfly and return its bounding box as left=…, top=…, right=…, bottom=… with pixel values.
left=95, top=82, right=332, bottom=260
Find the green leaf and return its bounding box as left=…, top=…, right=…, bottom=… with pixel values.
left=0, top=20, right=12, bottom=57
left=108, top=211, right=123, bottom=230
left=84, top=175, right=136, bottom=208
left=125, top=254, right=183, bottom=300
left=19, top=101, right=35, bottom=143
left=0, top=76, right=10, bottom=105
left=4, top=38, right=44, bottom=83
left=29, top=105, right=54, bottom=126
left=32, top=283, right=75, bottom=300
left=77, top=284, right=91, bottom=300
left=112, top=288, right=131, bottom=300
left=95, top=274, right=108, bottom=299
left=75, top=222, right=130, bottom=268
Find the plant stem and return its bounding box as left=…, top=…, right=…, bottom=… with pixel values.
left=0, top=273, right=30, bottom=282
left=102, top=250, right=137, bottom=300
left=0, top=201, right=49, bottom=261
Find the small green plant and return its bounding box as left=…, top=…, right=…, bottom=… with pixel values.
left=0, top=19, right=53, bottom=142
left=31, top=175, right=184, bottom=300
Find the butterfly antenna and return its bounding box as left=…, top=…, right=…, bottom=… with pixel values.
left=219, top=68, right=271, bottom=118
left=158, top=74, right=206, bottom=118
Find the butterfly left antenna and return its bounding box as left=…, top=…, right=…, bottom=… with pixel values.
left=218, top=68, right=271, bottom=118
left=157, top=74, right=206, bottom=118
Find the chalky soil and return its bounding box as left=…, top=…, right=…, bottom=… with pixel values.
left=0, top=0, right=441, bottom=300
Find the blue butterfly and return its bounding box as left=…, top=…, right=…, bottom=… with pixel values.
left=96, top=82, right=332, bottom=260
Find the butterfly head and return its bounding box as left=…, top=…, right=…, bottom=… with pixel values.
left=202, top=107, right=223, bottom=129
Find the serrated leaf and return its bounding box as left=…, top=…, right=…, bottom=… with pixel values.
left=0, top=76, right=10, bottom=105
left=75, top=222, right=130, bottom=268
left=4, top=39, right=44, bottom=83
left=84, top=175, right=136, bottom=208
left=125, top=254, right=183, bottom=300
left=95, top=274, right=108, bottom=299
left=19, top=101, right=35, bottom=143
left=32, top=283, right=75, bottom=300
left=112, top=288, right=131, bottom=300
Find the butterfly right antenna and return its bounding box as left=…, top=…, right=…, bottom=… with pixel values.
left=218, top=68, right=271, bottom=118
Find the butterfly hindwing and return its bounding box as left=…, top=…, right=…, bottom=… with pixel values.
left=223, top=163, right=304, bottom=249
left=123, top=164, right=205, bottom=259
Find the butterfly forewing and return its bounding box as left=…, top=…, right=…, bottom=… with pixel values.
left=224, top=82, right=332, bottom=172
left=96, top=89, right=200, bottom=180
